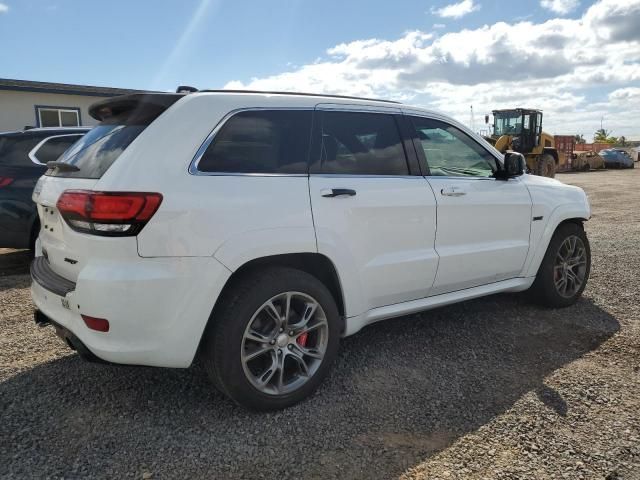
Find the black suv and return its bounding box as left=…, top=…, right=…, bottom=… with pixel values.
left=0, top=127, right=89, bottom=249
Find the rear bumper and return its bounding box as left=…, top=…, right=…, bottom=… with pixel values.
left=34, top=309, right=106, bottom=363
left=30, top=255, right=232, bottom=368
left=31, top=256, right=76, bottom=297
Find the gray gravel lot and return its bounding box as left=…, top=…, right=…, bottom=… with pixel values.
left=1, top=168, right=639, bottom=479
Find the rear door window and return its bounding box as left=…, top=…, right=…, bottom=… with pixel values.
left=197, top=110, right=313, bottom=174
left=30, top=135, right=84, bottom=165
left=0, top=134, right=48, bottom=168
left=312, top=111, right=409, bottom=175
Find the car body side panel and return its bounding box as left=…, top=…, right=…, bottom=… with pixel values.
left=90, top=94, right=320, bottom=259
left=520, top=174, right=590, bottom=277
left=522, top=202, right=590, bottom=278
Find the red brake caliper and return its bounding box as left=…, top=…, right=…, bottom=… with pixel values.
left=296, top=332, right=309, bottom=347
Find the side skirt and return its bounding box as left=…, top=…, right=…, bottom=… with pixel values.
left=344, top=277, right=535, bottom=336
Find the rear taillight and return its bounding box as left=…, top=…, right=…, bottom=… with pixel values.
left=0, top=176, right=14, bottom=187
left=56, top=190, right=162, bottom=236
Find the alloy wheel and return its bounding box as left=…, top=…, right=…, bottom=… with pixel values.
left=554, top=235, right=587, bottom=298
left=241, top=292, right=329, bottom=395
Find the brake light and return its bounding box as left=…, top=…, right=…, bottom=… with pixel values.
left=0, top=176, right=14, bottom=187
left=56, top=190, right=162, bottom=236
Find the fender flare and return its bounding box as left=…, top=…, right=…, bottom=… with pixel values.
left=522, top=203, right=590, bottom=277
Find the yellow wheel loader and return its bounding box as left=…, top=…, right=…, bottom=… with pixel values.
left=485, top=108, right=559, bottom=178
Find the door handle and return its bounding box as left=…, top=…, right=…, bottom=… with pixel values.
left=321, top=188, right=357, bottom=198
left=440, top=186, right=466, bottom=197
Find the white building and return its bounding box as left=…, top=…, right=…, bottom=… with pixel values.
left=0, top=78, right=147, bottom=132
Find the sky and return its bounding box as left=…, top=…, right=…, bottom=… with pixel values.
left=1, top=0, right=639, bottom=139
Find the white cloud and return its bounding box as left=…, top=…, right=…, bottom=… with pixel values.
left=0, top=3, right=9, bottom=13
left=431, top=0, right=480, bottom=19
left=540, top=0, right=580, bottom=15
left=432, top=23, right=446, bottom=29
left=224, top=0, right=640, bottom=138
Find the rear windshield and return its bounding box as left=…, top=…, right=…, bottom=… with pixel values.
left=46, top=117, right=148, bottom=179
left=46, top=94, right=180, bottom=179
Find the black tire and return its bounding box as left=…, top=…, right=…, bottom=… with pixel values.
left=535, top=154, right=556, bottom=178
left=529, top=222, right=591, bottom=308
left=200, top=267, right=340, bottom=410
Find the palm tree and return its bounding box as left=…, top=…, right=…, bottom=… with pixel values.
left=574, top=134, right=586, bottom=144
left=594, top=129, right=609, bottom=142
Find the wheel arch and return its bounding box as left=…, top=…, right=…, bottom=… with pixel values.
left=196, top=252, right=347, bottom=362
left=523, top=209, right=589, bottom=278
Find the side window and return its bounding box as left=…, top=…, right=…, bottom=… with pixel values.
left=197, top=110, right=312, bottom=174
left=409, top=116, right=497, bottom=177
left=0, top=135, right=47, bottom=167
left=316, top=111, right=409, bottom=175
left=31, top=135, right=83, bottom=165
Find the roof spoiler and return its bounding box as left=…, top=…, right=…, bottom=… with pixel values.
left=88, top=93, right=184, bottom=121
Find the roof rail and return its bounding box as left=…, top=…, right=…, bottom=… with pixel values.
left=197, top=89, right=402, bottom=104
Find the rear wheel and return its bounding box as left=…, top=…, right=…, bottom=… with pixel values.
left=530, top=223, right=590, bottom=308
left=536, top=154, right=556, bottom=178
left=201, top=267, right=340, bottom=410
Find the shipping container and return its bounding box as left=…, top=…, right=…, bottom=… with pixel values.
left=575, top=143, right=611, bottom=152
left=554, top=135, right=575, bottom=171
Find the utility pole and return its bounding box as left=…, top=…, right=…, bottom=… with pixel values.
left=470, top=105, right=475, bottom=132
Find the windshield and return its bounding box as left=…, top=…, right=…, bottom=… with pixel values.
left=494, top=113, right=523, bottom=136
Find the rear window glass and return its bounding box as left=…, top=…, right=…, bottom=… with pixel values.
left=46, top=120, right=147, bottom=179
left=0, top=134, right=47, bottom=168
left=197, top=110, right=312, bottom=174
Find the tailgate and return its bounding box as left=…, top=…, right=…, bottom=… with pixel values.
left=33, top=175, right=138, bottom=283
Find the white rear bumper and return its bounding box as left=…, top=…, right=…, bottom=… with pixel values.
left=31, top=255, right=231, bottom=368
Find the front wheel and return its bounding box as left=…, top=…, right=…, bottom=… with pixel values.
left=201, top=267, right=340, bottom=410
left=536, top=154, right=556, bottom=178
left=530, top=222, right=591, bottom=308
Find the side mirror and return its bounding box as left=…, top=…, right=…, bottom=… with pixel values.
left=496, top=151, right=526, bottom=180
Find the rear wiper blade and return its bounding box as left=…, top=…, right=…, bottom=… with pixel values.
left=46, top=161, right=80, bottom=172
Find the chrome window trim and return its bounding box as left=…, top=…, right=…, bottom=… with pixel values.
left=28, top=134, right=84, bottom=166
left=309, top=174, right=423, bottom=179
left=188, top=107, right=315, bottom=177
left=189, top=105, right=410, bottom=177
left=426, top=176, right=496, bottom=181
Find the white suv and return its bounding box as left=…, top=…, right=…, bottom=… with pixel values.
left=31, top=91, right=591, bottom=410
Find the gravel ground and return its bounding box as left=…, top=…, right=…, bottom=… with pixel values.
left=1, top=168, right=639, bottom=479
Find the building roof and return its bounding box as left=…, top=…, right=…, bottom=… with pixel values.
left=0, top=78, right=154, bottom=98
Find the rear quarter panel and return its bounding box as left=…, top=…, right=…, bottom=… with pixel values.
left=95, top=94, right=319, bottom=260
